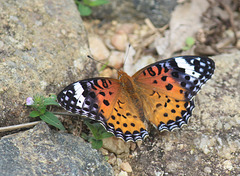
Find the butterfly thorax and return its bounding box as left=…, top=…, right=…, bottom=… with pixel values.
left=118, top=70, right=137, bottom=94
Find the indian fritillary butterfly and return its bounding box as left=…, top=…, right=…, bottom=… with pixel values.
left=57, top=56, right=215, bottom=142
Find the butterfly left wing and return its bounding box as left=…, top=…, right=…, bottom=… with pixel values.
left=57, top=78, right=148, bottom=142
left=133, top=56, right=215, bottom=131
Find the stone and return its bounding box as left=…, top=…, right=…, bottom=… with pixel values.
left=118, top=170, right=128, bottom=176
left=89, top=35, right=110, bottom=60
left=0, top=122, right=113, bottom=175
left=108, top=51, right=125, bottom=69
left=0, top=0, right=97, bottom=132
left=90, top=0, right=177, bottom=28
left=111, top=33, right=128, bottom=51
left=120, top=162, right=133, bottom=173
left=102, top=137, right=131, bottom=155
left=204, top=167, right=211, bottom=173
left=223, top=160, right=233, bottom=171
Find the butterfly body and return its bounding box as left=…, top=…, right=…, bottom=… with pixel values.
left=57, top=56, right=215, bottom=142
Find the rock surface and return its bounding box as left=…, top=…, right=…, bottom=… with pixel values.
left=90, top=0, right=177, bottom=27
left=129, top=52, right=240, bottom=175
left=0, top=122, right=114, bottom=176
left=0, top=0, right=97, bottom=129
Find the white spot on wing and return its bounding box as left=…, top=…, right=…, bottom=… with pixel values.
left=73, top=82, right=85, bottom=107
left=175, top=57, right=201, bottom=78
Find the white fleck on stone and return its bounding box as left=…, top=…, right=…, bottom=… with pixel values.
left=118, top=171, right=128, bottom=176
left=40, top=80, right=47, bottom=90
left=223, top=123, right=231, bottom=130
left=154, top=170, right=164, bottom=176
left=204, top=166, right=211, bottom=173
left=216, top=121, right=223, bottom=130
left=198, top=136, right=210, bottom=154
left=223, top=160, right=233, bottom=170
left=120, top=162, right=132, bottom=173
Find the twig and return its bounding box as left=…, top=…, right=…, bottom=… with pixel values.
left=0, top=121, right=40, bottom=133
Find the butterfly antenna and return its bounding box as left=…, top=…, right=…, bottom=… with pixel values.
left=123, top=44, right=132, bottom=66
left=87, top=55, right=116, bottom=71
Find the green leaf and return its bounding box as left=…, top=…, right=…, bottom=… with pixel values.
left=39, top=106, right=47, bottom=115
left=81, top=132, right=89, bottom=140
left=44, top=94, right=59, bottom=106
left=29, top=110, right=40, bottom=117
left=83, top=0, right=109, bottom=7
left=40, top=111, right=65, bottom=130
left=84, top=120, right=100, bottom=138
left=90, top=138, right=103, bottom=149
left=84, top=120, right=113, bottom=140
left=100, top=131, right=114, bottom=139
left=186, top=37, right=195, bottom=47
left=78, top=3, right=92, bottom=16
left=182, top=46, right=190, bottom=51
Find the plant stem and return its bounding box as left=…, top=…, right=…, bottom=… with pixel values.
left=0, top=121, right=40, bottom=133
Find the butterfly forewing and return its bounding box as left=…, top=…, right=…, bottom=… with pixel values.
left=57, top=78, right=119, bottom=120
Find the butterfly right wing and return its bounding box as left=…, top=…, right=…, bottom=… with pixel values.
left=57, top=78, right=148, bottom=142
left=132, top=56, right=215, bottom=132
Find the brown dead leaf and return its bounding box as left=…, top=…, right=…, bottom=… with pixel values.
left=168, top=0, right=210, bottom=55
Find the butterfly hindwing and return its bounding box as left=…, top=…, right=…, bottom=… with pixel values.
left=57, top=78, right=148, bottom=142
left=136, top=87, right=195, bottom=131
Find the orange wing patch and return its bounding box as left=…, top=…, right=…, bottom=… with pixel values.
left=102, top=88, right=149, bottom=142
left=136, top=87, right=194, bottom=131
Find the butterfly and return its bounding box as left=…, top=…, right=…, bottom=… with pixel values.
left=57, top=56, right=215, bottom=142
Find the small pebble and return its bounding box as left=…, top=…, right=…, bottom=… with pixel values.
left=116, top=158, right=122, bottom=166
left=89, top=35, right=110, bottom=60
left=118, top=171, right=128, bottom=176
left=99, top=148, right=108, bottom=155
left=130, top=142, right=137, bottom=151
left=120, top=162, right=133, bottom=173
left=107, top=153, right=116, bottom=165
left=223, top=160, right=233, bottom=170
left=108, top=51, right=124, bottom=69
left=116, top=23, right=135, bottom=34
left=111, top=33, right=128, bottom=51
left=204, top=166, right=211, bottom=173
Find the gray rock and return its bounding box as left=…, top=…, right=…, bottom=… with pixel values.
left=0, top=0, right=97, bottom=129
left=129, top=52, right=240, bottom=175
left=90, top=0, right=177, bottom=27
left=0, top=122, right=113, bottom=176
